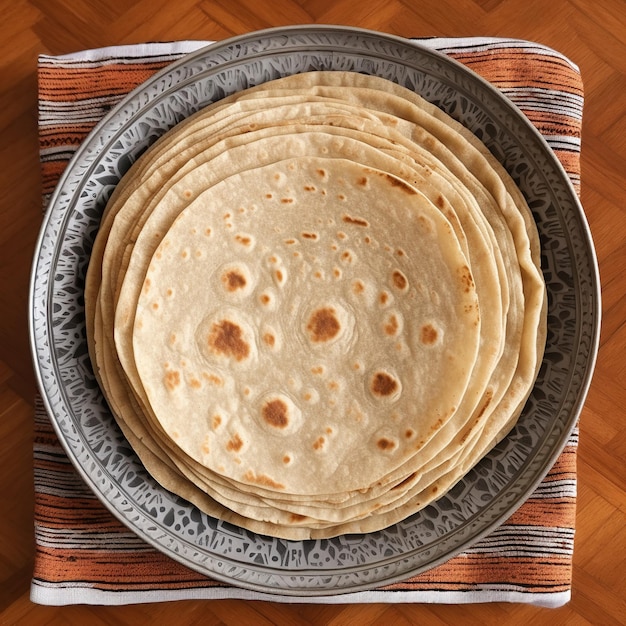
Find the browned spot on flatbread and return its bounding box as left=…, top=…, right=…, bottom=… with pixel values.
left=226, top=433, right=243, bottom=452
left=458, top=265, right=474, bottom=293
left=418, top=215, right=433, bottom=233
left=392, top=270, right=408, bottom=291
left=357, top=176, right=368, bottom=187
left=222, top=269, right=246, bottom=292
left=212, top=415, right=222, bottom=429
left=208, top=320, right=250, bottom=361
left=420, top=324, right=439, bottom=345
left=371, top=372, right=398, bottom=397
left=202, top=372, right=224, bottom=386
left=306, top=307, right=340, bottom=342
left=461, top=417, right=482, bottom=444
left=244, top=470, right=284, bottom=489
left=313, top=436, right=326, bottom=450
left=369, top=169, right=417, bottom=194
left=377, top=437, right=397, bottom=451
left=384, top=314, right=399, bottom=336
left=301, top=232, right=318, bottom=240
left=263, top=332, right=275, bottom=347
left=353, top=280, right=365, bottom=294
left=235, top=234, right=251, bottom=246
left=262, top=398, right=289, bottom=428
left=342, top=214, right=369, bottom=227
left=436, top=194, right=445, bottom=209
left=477, top=390, right=493, bottom=418
left=290, top=513, right=307, bottom=522
left=424, top=136, right=436, bottom=151
left=460, top=392, right=493, bottom=443
left=430, top=418, right=443, bottom=432
left=164, top=370, right=181, bottom=391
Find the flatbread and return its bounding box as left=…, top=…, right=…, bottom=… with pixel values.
left=84, top=71, right=546, bottom=539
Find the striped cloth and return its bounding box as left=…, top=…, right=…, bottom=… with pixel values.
left=33, top=37, right=583, bottom=607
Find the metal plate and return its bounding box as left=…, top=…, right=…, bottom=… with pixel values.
left=29, top=26, right=600, bottom=595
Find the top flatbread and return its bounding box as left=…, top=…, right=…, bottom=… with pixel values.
left=132, top=156, right=482, bottom=494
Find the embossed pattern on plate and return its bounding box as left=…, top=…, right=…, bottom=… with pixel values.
left=29, top=26, right=600, bottom=595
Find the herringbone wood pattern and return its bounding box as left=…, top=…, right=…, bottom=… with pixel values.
left=1, top=0, right=625, bottom=624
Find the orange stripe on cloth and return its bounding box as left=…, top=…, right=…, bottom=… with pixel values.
left=383, top=554, right=572, bottom=592
left=33, top=545, right=225, bottom=588
left=40, top=161, right=76, bottom=196
left=38, top=62, right=175, bottom=101
left=35, top=493, right=130, bottom=530
left=39, top=124, right=97, bottom=145
left=520, top=110, right=582, bottom=140
left=505, top=499, right=576, bottom=527
left=543, top=444, right=577, bottom=477
left=448, top=50, right=584, bottom=97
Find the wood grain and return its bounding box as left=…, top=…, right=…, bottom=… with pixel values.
left=1, top=0, right=624, bottom=623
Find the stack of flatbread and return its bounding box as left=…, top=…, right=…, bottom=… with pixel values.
left=85, top=71, right=547, bottom=540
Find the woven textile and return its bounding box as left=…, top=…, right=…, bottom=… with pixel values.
left=32, top=37, right=583, bottom=607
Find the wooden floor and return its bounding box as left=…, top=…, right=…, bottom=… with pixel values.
left=1, top=0, right=625, bottom=623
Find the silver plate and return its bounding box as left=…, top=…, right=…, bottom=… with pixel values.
left=29, top=26, right=600, bottom=595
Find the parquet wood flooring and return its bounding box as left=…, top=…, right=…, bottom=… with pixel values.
left=1, top=1, right=624, bottom=623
